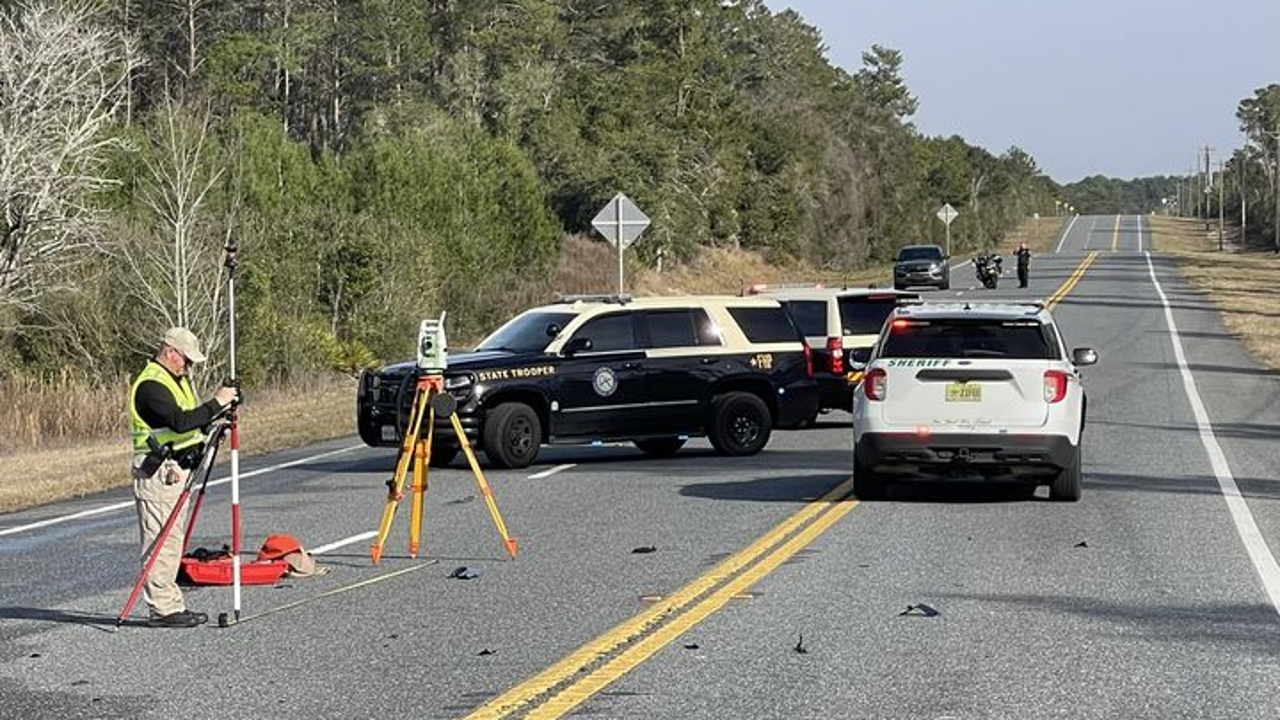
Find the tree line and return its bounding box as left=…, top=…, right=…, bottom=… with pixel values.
left=0, top=0, right=1059, bottom=390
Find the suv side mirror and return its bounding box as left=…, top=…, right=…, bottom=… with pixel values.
left=1071, top=347, right=1098, bottom=366
left=849, top=347, right=873, bottom=365
left=564, top=337, right=593, bottom=356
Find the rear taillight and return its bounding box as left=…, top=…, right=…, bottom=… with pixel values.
left=826, top=337, right=844, bottom=374
left=1043, top=370, right=1068, bottom=403
left=802, top=343, right=814, bottom=378
left=863, top=368, right=887, bottom=401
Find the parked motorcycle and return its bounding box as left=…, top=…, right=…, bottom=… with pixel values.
left=974, top=253, right=1002, bottom=289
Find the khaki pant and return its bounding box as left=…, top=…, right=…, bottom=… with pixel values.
left=133, top=456, right=191, bottom=617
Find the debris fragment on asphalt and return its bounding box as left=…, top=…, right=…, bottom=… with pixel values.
left=631, top=546, right=656, bottom=554
left=478, top=648, right=497, bottom=656
left=447, top=495, right=477, bottom=506
left=899, top=603, right=940, bottom=617
left=449, top=566, right=481, bottom=580
left=683, top=642, right=700, bottom=650
left=794, top=633, right=807, bottom=654
left=1075, top=540, right=1089, bottom=548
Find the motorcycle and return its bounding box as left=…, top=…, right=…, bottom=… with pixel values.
left=974, top=253, right=1002, bottom=289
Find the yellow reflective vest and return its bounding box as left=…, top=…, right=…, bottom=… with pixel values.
left=128, top=360, right=206, bottom=455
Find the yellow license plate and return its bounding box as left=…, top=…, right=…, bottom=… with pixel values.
left=946, top=382, right=981, bottom=402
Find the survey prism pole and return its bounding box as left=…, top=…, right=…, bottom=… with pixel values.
left=225, top=242, right=242, bottom=621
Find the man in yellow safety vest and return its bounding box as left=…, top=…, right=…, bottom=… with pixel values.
left=128, top=327, right=238, bottom=628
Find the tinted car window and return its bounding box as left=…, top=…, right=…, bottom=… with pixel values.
left=571, top=313, right=638, bottom=352
left=837, top=296, right=903, bottom=335
left=896, top=246, right=944, bottom=262
left=879, top=320, right=1055, bottom=359
left=781, top=300, right=827, bottom=336
left=728, top=306, right=801, bottom=343
left=643, top=309, right=721, bottom=348
left=476, top=311, right=577, bottom=352
left=643, top=310, right=691, bottom=348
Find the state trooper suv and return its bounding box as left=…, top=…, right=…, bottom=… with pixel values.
left=357, top=295, right=820, bottom=468
left=851, top=301, right=1098, bottom=501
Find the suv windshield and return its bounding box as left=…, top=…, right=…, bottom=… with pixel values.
left=880, top=319, right=1057, bottom=360
left=897, top=246, right=944, bottom=262
left=475, top=310, right=577, bottom=353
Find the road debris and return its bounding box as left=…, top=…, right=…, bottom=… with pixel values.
left=631, top=546, right=656, bottom=554
left=449, top=566, right=481, bottom=580
left=899, top=603, right=940, bottom=617
left=794, top=633, right=807, bottom=654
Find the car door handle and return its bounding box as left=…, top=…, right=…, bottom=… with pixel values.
left=622, top=362, right=644, bottom=370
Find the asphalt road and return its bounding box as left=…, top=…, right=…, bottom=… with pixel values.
left=3, top=215, right=1279, bottom=719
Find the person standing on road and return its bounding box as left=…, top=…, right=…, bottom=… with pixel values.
left=1015, top=242, right=1032, bottom=288
left=128, top=327, right=238, bottom=628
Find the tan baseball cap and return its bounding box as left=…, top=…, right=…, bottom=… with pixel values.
left=162, top=327, right=207, bottom=363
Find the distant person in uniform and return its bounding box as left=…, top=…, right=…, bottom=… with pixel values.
left=1015, top=242, right=1032, bottom=288
left=128, top=327, right=238, bottom=628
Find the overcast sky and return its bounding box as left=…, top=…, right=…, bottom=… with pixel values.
left=764, top=1, right=1280, bottom=184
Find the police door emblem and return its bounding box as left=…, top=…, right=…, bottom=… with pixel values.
left=592, top=367, right=617, bottom=397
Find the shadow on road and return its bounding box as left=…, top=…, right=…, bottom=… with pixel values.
left=0, top=606, right=135, bottom=630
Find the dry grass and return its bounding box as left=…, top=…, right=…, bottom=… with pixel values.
left=1148, top=216, right=1280, bottom=370
left=0, top=375, right=354, bottom=514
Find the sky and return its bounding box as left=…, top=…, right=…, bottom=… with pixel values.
left=764, top=1, right=1280, bottom=184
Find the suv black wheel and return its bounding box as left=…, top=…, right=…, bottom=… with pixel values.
left=634, top=437, right=686, bottom=458
left=939, top=277, right=950, bottom=291
left=708, top=392, right=772, bottom=456
left=1049, top=443, right=1082, bottom=501
left=483, top=403, right=542, bottom=469
left=853, top=445, right=887, bottom=500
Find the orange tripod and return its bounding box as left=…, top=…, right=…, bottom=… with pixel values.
left=370, top=373, right=517, bottom=563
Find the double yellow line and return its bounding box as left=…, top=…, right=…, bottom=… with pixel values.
left=1045, top=251, right=1098, bottom=310
left=466, top=479, right=859, bottom=719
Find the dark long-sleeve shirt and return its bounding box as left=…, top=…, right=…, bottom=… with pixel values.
left=134, top=368, right=223, bottom=434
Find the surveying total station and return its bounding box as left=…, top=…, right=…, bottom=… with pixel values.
left=370, top=314, right=518, bottom=563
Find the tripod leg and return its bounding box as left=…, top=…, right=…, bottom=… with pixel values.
left=371, top=387, right=430, bottom=563
left=451, top=413, right=518, bottom=559
left=408, top=407, right=434, bottom=558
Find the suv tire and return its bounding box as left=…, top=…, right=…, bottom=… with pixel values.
left=853, top=445, right=887, bottom=500
left=483, top=402, right=542, bottom=469
left=634, top=437, right=686, bottom=458
left=939, top=276, right=950, bottom=291
left=1049, top=443, right=1082, bottom=502
left=708, top=392, right=772, bottom=456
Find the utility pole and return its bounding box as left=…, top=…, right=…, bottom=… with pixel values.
left=1218, top=160, right=1225, bottom=251
left=1201, top=145, right=1215, bottom=231
left=1240, top=150, right=1247, bottom=242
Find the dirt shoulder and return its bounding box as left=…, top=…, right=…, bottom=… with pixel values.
left=1148, top=216, right=1280, bottom=371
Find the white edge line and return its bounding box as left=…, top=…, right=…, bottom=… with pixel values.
left=311, top=530, right=378, bottom=556
left=1054, top=214, right=1080, bottom=254
left=0, top=444, right=366, bottom=538
left=528, top=463, right=576, bottom=480
left=1136, top=215, right=1143, bottom=253
left=1145, top=251, right=1280, bottom=615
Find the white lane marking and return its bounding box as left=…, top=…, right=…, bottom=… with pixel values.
left=0, top=444, right=366, bottom=538
left=1145, top=251, right=1280, bottom=617
left=1135, top=215, right=1143, bottom=252
left=311, top=530, right=378, bottom=555
left=528, top=463, right=576, bottom=480
left=1054, top=214, right=1080, bottom=254
left=1083, top=216, right=1098, bottom=251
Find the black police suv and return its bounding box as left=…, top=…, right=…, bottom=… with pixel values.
left=356, top=295, right=820, bottom=469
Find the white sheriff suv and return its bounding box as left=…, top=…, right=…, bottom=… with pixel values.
left=851, top=301, right=1098, bottom=501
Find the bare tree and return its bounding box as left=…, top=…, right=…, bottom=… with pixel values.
left=0, top=1, right=137, bottom=314
left=120, top=99, right=232, bottom=380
